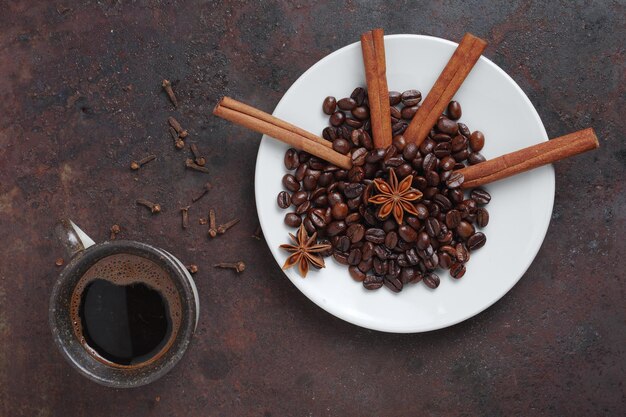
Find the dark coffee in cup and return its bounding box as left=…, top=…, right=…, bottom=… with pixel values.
left=69, top=253, right=183, bottom=367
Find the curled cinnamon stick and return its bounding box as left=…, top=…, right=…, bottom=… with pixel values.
left=458, top=128, right=599, bottom=188
left=405, top=33, right=487, bottom=146
left=213, top=97, right=352, bottom=169
left=361, top=28, right=393, bottom=149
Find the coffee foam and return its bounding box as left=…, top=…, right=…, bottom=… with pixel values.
left=69, top=253, right=183, bottom=367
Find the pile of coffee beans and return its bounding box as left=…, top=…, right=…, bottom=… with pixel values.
left=277, top=87, right=490, bottom=292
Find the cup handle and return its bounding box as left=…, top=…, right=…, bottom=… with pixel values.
left=55, top=219, right=96, bottom=258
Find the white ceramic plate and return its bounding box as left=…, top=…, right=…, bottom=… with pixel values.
left=255, top=35, right=554, bottom=333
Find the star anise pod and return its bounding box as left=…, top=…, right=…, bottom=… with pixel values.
left=280, top=224, right=332, bottom=277
left=368, top=168, right=423, bottom=224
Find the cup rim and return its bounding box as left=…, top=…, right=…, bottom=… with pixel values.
left=49, top=240, right=198, bottom=388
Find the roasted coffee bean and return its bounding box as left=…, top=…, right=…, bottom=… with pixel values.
left=452, top=148, right=470, bottom=162
left=400, top=267, right=418, bottom=284
left=432, top=133, right=452, bottom=142
left=363, top=274, right=384, bottom=290
left=302, top=217, right=316, bottom=234
left=447, top=101, right=462, bottom=120
left=326, top=220, right=347, bottom=236
left=425, top=170, right=440, bottom=186
left=406, top=248, right=420, bottom=265
left=433, top=142, right=452, bottom=158
left=362, top=241, right=375, bottom=260
left=335, top=235, right=351, bottom=252
left=348, top=248, right=362, bottom=265
left=360, top=130, right=374, bottom=150
left=384, top=276, right=403, bottom=292
left=344, top=183, right=365, bottom=198
left=424, top=253, right=439, bottom=270
left=284, top=148, right=300, bottom=170
left=351, top=147, right=368, bottom=166
left=434, top=194, right=452, bottom=211
left=406, top=216, right=421, bottom=230
left=437, top=117, right=459, bottom=135
left=381, top=219, right=396, bottom=233
left=322, top=96, right=337, bottom=115
left=414, top=203, right=429, bottom=219
left=303, top=175, right=318, bottom=190
left=392, top=135, right=407, bottom=151
left=366, top=148, right=385, bottom=164
left=401, top=105, right=419, bottom=119
left=471, top=188, right=491, bottom=205
left=309, top=209, right=327, bottom=229
left=446, top=171, right=464, bottom=189
left=457, top=122, right=470, bottom=137
left=346, top=223, right=365, bottom=243
left=456, top=221, right=475, bottom=239
left=352, top=106, right=369, bottom=120
left=468, top=152, right=486, bottom=165
left=396, top=225, right=416, bottom=243
left=467, top=232, right=487, bottom=251
left=282, top=174, right=300, bottom=192
left=451, top=134, right=468, bottom=152
left=373, top=244, right=389, bottom=260
left=284, top=212, right=301, bottom=227
left=425, top=218, right=441, bottom=237
left=401, top=89, right=422, bottom=106
left=331, top=203, right=349, bottom=220
left=351, top=87, right=366, bottom=105
left=358, top=257, right=373, bottom=273
left=385, top=231, right=399, bottom=249
left=423, top=273, right=440, bottom=289
left=322, top=126, right=338, bottom=141
left=445, top=210, right=462, bottom=228
left=295, top=163, right=308, bottom=181
left=402, top=143, right=419, bottom=160
left=450, top=262, right=466, bottom=279
left=392, top=121, right=408, bottom=135
left=476, top=208, right=489, bottom=227
left=327, top=191, right=343, bottom=206
left=318, top=172, right=333, bottom=187
left=416, top=231, right=430, bottom=250
left=423, top=153, right=438, bottom=171
left=385, top=91, right=401, bottom=107
left=438, top=252, right=453, bottom=269
left=365, top=228, right=386, bottom=244
left=277, top=191, right=291, bottom=209
left=345, top=212, right=361, bottom=225
left=330, top=111, right=345, bottom=126
left=345, top=118, right=362, bottom=129
left=317, top=239, right=333, bottom=257
left=295, top=200, right=311, bottom=215
left=455, top=243, right=469, bottom=262
left=440, top=156, right=456, bottom=171
left=373, top=258, right=386, bottom=275
left=419, top=138, right=435, bottom=155
left=469, top=130, right=485, bottom=151
left=385, top=156, right=404, bottom=167
left=349, top=266, right=366, bottom=282
left=348, top=166, right=365, bottom=183
left=333, top=251, right=349, bottom=265
left=395, top=163, right=413, bottom=178
left=338, top=97, right=357, bottom=110
left=339, top=125, right=351, bottom=139
left=347, top=197, right=360, bottom=211
left=389, top=106, right=401, bottom=121
left=449, top=188, right=464, bottom=203
left=331, top=138, right=350, bottom=155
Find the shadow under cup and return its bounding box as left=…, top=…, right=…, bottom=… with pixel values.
left=49, top=241, right=198, bottom=388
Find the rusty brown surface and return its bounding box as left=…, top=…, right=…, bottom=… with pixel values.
left=0, top=1, right=624, bottom=416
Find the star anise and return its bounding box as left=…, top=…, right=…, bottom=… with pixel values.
left=368, top=168, right=423, bottom=224
left=280, top=224, right=332, bottom=277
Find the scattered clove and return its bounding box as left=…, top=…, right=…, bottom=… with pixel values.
left=191, top=182, right=212, bottom=203
left=186, top=264, right=198, bottom=274
left=162, top=79, right=178, bottom=107
left=208, top=209, right=217, bottom=237
left=169, top=127, right=185, bottom=149
left=214, top=261, right=246, bottom=273
left=185, top=158, right=210, bottom=174
left=168, top=116, right=188, bottom=138
left=136, top=198, right=161, bottom=214
left=180, top=206, right=190, bottom=229
left=110, top=224, right=121, bottom=240
left=55, top=257, right=64, bottom=267
left=130, top=154, right=156, bottom=170
left=252, top=225, right=263, bottom=240
left=190, top=143, right=206, bottom=166
left=217, top=218, right=239, bottom=234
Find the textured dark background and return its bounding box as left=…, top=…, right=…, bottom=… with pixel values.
left=1, top=1, right=624, bottom=416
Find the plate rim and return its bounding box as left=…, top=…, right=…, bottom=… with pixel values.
left=254, top=34, right=555, bottom=333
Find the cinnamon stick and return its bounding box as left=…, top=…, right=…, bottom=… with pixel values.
left=361, top=28, right=393, bottom=149
left=404, top=33, right=487, bottom=146
left=213, top=97, right=352, bottom=169
left=457, top=128, right=599, bottom=188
